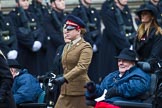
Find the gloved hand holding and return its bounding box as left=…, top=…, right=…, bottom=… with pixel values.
left=51, top=76, right=67, bottom=85
left=7, top=50, right=18, bottom=59
left=105, top=87, right=121, bottom=99
left=32, top=41, right=42, bottom=52
left=84, top=81, right=96, bottom=93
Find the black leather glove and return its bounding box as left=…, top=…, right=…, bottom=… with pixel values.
left=105, top=87, right=121, bottom=99
left=84, top=81, right=96, bottom=93
left=52, top=76, right=67, bottom=85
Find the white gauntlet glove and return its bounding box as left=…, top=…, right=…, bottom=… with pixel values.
left=32, top=41, right=42, bottom=52
left=7, top=50, right=18, bottom=59
left=93, top=44, right=98, bottom=53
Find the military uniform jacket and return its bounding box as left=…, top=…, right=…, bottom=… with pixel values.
left=9, top=7, right=47, bottom=76
left=98, top=2, right=133, bottom=79
left=61, top=38, right=93, bottom=95
left=9, top=8, right=45, bottom=51
left=0, top=11, right=17, bottom=56
left=101, top=3, right=134, bottom=49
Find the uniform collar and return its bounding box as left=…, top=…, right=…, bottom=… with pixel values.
left=72, top=37, right=81, bottom=45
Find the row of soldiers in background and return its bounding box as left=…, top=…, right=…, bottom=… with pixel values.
left=1, top=0, right=162, bottom=83
left=0, top=0, right=103, bottom=83
left=0, top=7, right=18, bottom=60
left=0, top=0, right=66, bottom=77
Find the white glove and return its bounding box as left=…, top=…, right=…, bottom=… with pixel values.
left=93, top=44, right=98, bottom=52
left=7, top=50, right=18, bottom=59
left=32, top=41, right=42, bottom=52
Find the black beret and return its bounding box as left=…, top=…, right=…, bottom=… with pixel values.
left=65, top=15, right=86, bottom=28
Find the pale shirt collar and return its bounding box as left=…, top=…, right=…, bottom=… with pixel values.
left=71, top=37, right=81, bottom=45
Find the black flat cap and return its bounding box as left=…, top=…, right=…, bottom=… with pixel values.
left=7, top=59, right=21, bottom=69
left=115, top=48, right=138, bottom=61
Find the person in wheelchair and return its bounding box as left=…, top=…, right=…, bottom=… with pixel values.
left=85, top=48, right=151, bottom=106
left=7, top=59, right=43, bottom=105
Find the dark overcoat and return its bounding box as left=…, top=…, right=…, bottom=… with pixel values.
left=9, top=7, right=47, bottom=76
left=0, top=51, right=16, bottom=108
left=99, top=2, right=134, bottom=80
left=43, top=10, right=65, bottom=71
left=29, top=2, right=65, bottom=71
left=0, top=11, right=17, bottom=57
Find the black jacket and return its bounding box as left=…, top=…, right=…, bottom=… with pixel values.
left=0, top=51, right=16, bottom=108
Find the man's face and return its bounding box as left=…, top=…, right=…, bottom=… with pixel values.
left=116, top=0, right=128, bottom=6
left=10, top=68, right=17, bottom=78
left=51, top=0, right=65, bottom=11
left=83, top=0, right=92, bottom=4
left=18, top=0, right=29, bottom=10
left=118, top=59, right=134, bottom=74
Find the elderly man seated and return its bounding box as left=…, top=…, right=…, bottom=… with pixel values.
left=85, top=48, right=151, bottom=107
left=7, top=59, right=43, bottom=105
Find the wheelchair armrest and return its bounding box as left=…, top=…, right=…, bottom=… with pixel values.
left=113, top=100, right=152, bottom=108
left=19, top=103, right=47, bottom=107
